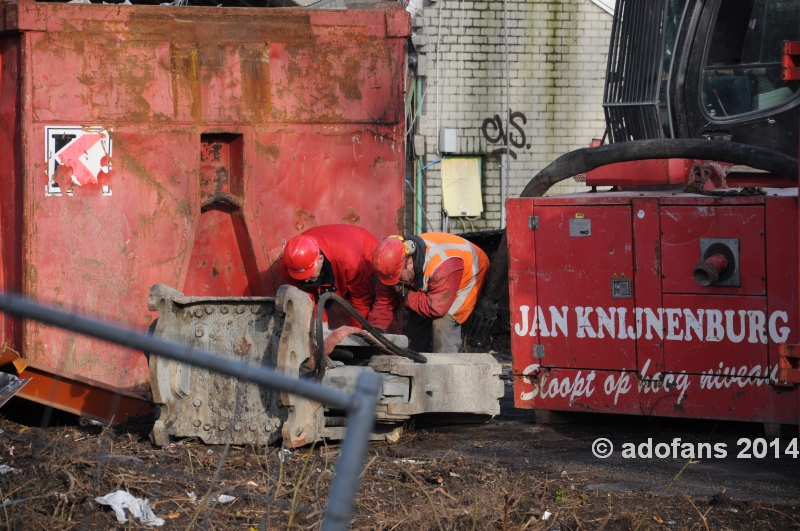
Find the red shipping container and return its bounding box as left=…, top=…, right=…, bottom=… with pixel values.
left=0, top=1, right=410, bottom=397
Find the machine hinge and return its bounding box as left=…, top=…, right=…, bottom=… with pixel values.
left=533, top=344, right=545, bottom=359
left=528, top=216, right=539, bottom=230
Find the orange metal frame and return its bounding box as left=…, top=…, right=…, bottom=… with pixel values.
left=0, top=345, right=152, bottom=423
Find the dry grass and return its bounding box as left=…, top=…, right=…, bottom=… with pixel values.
left=0, top=418, right=796, bottom=531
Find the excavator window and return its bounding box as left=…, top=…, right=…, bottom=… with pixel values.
left=701, top=0, right=800, bottom=118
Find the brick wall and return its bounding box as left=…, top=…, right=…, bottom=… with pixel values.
left=408, top=0, right=613, bottom=233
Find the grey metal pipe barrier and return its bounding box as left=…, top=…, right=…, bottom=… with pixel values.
left=0, top=292, right=381, bottom=531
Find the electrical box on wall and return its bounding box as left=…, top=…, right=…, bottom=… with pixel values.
left=441, top=157, right=483, bottom=217
left=439, top=128, right=457, bottom=154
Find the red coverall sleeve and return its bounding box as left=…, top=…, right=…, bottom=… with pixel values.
left=368, top=282, right=401, bottom=331
left=403, top=258, right=464, bottom=319
left=341, top=261, right=375, bottom=328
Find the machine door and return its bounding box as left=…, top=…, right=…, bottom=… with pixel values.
left=532, top=204, right=636, bottom=371
left=660, top=205, right=768, bottom=374
left=679, top=0, right=800, bottom=157
left=660, top=205, right=766, bottom=296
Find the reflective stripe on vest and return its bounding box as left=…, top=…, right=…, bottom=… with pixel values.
left=420, top=234, right=486, bottom=323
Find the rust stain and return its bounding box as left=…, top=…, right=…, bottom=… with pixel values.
left=51, top=164, right=73, bottom=193
left=276, top=30, right=391, bottom=122
left=241, top=44, right=271, bottom=121
left=341, top=208, right=361, bottom=225
left=339, top=56, right=362, bottom=100
left=395, top=205, right=405, bottom=233
left=171, top=46, right=201, bottom=121
left=128, top=12, right=314, bottom=45
left=293, top=209, right=318, bottom=232
left=256, top=142, right=280, bottom=162
left=116, top=52, right=157, bottom=122
left=176, top=199, right=192, bottom=218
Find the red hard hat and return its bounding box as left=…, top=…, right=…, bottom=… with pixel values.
left=373, top=237, right=407, bottom=285
left=283, top=235, right=320, bottom=281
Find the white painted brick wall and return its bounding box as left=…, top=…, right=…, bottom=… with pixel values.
left=409, top=0, right=612, bottom=233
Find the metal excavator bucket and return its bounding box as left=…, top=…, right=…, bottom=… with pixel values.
left=148, top=284, right=504, bottom=448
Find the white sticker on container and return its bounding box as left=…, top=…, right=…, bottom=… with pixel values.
left=45, top=126, right=112, bottom=196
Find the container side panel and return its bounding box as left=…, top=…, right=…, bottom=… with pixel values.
left=0, top=35, right=22, bottom=349
left=27, top=7, right=404, bottom=125
left=26, top=126, right=198, bottom=390
left=268, top=25, right=404, bottom=124
left=19, top=5, right=408, bottom=390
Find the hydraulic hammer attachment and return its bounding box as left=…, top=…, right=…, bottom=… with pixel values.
left=149, top=284, right=505, bottom=448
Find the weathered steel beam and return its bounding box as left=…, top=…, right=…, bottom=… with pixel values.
left=0, top=344, right=152, bottom=423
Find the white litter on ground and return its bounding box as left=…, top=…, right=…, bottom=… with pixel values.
left=186, top=491, right=237, bottom=505
left=95, top=490, right=165, bottom=526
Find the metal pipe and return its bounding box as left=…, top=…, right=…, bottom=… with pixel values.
left=693, top=254, right=728, bottom=286
left=501, top=0, right=510, bottom=228
left=0, top=293, right=357, bottom=411
left=435, top=0, right=443, bottom=149
left=415, top=76, right=424, bottom=234
left=322, top=370, right=381, bottom=531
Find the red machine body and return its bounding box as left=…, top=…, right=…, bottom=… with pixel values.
left=507, top=182, right=799, bottom=425
left=0, top=1, right=409, bottom=402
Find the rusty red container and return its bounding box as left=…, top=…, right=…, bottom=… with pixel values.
left=0, top=0, right=409, bottom=392
left=507, top=190, right=799, bottom=425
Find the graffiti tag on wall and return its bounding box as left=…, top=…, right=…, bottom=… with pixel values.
left=481, top=111, right=531, bottom=159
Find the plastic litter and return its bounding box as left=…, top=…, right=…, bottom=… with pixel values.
left=0, top=465, right=21, bottom=475
left=186, top=491, right=236, bottom=505
left=95, top=490, right=165, bottom=526
left=542, top=510, right=552, bottom=520
left=665, top=521, right=677, bottom=525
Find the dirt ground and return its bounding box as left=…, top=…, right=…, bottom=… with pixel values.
left=0, top=338, right=799, bottom=530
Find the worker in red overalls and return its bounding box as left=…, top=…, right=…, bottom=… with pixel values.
left=368, top=233, right=490, bottom=353
left=280, top=224, right=378, bottom=329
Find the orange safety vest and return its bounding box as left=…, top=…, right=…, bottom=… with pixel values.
left=419, top=233, right=490, bottom=323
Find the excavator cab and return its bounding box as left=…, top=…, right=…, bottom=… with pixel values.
left=700, top=0, right=800, bottom=118
left=605, top=0, right=800, bottom=157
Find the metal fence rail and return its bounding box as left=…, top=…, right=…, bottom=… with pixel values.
left=0, top=292, right=381, bottom=531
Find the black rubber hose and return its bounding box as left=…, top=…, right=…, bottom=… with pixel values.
left=520, top=139, right=797, bottom=197
left=314, top=292, right=428, bottom=371
left=479, top=139, right=799, bottom=307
